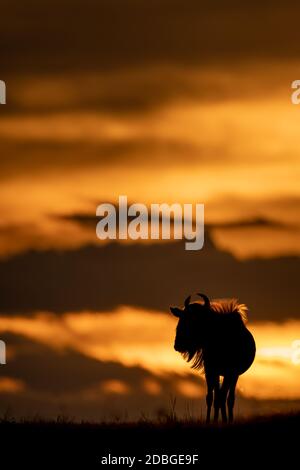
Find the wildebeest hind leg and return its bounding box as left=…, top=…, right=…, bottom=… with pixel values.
left=213, top=376, right=220, bottom=423
left=220, top=376, right=231, bottom=423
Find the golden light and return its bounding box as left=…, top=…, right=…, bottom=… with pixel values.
left=1, top=308, right=300, bottom=401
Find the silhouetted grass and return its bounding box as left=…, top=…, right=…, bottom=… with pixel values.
left=0, top=412, right=299, bottom=467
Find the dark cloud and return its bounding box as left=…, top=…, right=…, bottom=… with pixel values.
left=208, top=217, right=292, bottom=230
left=4, top=69, right=229, bottom=115
left=5, top=65, right=290, bottom=116
left=2, top=333, right=152, bottom=394
left=0, top=138, right=208, bottom=181
left=1, top=0, right=299, bottom=75
left=62, top=211, right=292, bottom=230
left=0, top=332, right=205, bottom=420
left=1, top=333, right=300, bottom=421
left=0, top=233, right=298, bottom=321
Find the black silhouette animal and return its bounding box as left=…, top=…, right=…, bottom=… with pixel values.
left=171, top=293, right=256, bottom=423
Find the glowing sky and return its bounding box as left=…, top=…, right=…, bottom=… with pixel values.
left=0, top=308, right=300, bottom=402
left=0, top=66, right=299, bottom=259
left=0, top=0, right=300, bottom=419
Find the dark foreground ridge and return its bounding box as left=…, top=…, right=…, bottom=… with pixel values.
left=0, top=413, right=299, bottom=467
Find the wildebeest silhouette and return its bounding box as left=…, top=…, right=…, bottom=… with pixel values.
left=171, top=293, right=256, bottom=423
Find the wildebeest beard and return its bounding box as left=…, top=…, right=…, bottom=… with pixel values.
left=180, top=333, right=205, bottom=371
left=181, top=348, right=204, bottom=371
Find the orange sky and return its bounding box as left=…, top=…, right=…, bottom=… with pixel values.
left=1, top=308, right=300, bottom=401
left=1, top=64, right=300, bottom=259
left=0, top=0, right=300, bottom=419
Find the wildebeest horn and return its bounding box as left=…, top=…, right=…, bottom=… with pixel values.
left=184, top=295, right=191, bottom=308
left=197, top=293, right=210, bottom=308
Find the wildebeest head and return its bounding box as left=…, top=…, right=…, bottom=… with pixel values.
left=170, top=293, right=211, bottom=359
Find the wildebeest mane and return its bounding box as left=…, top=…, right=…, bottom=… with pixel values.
left=210, top=299, right=248, bottom=323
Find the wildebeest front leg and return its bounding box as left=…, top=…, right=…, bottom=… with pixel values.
left=205, top=373, right=218, bottom=424
left=227, top=375, right=238, bottom=423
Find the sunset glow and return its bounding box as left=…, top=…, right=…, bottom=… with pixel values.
left=1, top=308, right=300, bottom=404
left=1, top=1, right=299, bottom=422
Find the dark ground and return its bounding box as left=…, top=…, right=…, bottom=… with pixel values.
left=0, top=413, right=299, bottom=467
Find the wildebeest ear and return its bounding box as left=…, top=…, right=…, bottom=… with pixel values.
left=170, top=306, right=182, bottom=317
